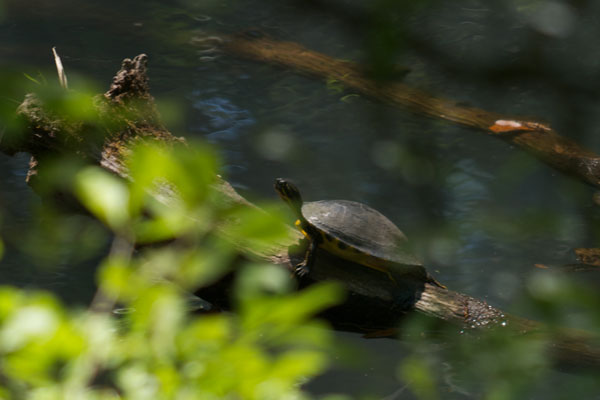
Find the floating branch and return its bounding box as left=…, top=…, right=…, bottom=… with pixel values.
left=219, top=32, right=600, bottom=188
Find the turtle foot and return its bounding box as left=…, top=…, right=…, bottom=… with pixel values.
left=294, top=263, right=310, bottom=277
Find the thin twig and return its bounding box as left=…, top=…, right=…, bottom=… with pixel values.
left=52, top=46, right=69, bottom=90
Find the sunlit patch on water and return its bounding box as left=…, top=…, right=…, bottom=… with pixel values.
left=190, top=94, right=255, bottom=142
left=527, top=2, right=576, bottom=38
left=254, top=126, right=295, bottom=161
left=191, top=34, right=223, bottom=62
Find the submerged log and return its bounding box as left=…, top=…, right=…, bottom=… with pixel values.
left=534, top=248, right=600, bottom=272
left=217, top=32, right=600, bottom=189
left=1, top=54, right=600, bottom=370
left=575, top=248, right=600, bottom=267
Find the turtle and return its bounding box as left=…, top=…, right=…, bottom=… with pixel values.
left=274, top=178, right=445, bottom=288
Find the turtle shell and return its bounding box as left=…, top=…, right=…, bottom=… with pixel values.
left=301, top=200, right=423, bottom=268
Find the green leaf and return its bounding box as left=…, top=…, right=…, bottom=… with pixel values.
left=23, top=72, right=41, bottom=85
left=98, top=256, right=140, bottom=301
left=399, top=356, right=438, bottom=400
left=178, top=315, right=231, bottom=351
left=0, top=287, right=21, bottom=322
left=271, top=349, right=329, bottom=380
left=239, top=282, right=344, bottom=343
left=0, top=306, right=59, bottom=352
left=132, top=203, right=198, bottom=243
left=281, top=282, right=345, bottom=322
left=235, top=263, right=294, bottom=300
left=74, top=167, right=130, bottom=231
left=118, top=364, right=159, bottom=399
left=129, top=284, right=184, bottom=359
left=220, top=204, right=291, bottom=252
left=175, top=243, right=234, bottom=289
left=128, top=141, right=219, bottom=212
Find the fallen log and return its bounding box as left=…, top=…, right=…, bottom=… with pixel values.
left=1, top=53, right=599, bottom=370
left=216, top=32, right=600, bottom=189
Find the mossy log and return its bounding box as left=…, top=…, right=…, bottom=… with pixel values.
left=217, top=32, right=600, bottom=189
left=1, top=54, right=599, bottom=370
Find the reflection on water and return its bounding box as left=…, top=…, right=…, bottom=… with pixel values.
left=444, top=160, right=493, bottom=270
left=191, top=94, right=255, bottom=141
left=2, top=0, right=600, bottom=397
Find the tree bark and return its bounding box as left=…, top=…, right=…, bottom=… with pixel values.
left=1, top=53, right=599, bottom=370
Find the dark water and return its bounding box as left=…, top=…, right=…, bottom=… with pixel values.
left=2, top=0, right=600, bottom=397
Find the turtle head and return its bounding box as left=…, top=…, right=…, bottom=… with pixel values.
left=274, top=178, right=303, bottom=216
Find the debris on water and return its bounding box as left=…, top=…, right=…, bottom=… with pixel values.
left=193, top=15, right=212, bottom=22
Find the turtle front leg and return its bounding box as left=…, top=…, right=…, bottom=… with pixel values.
left=296, top=237, right=317, bottom=276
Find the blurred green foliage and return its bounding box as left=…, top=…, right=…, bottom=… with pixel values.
left=0, top=135, right=345, bottom=399
left=0, top=70, right=30, bottom=136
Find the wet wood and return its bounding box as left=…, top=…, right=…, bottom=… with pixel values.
left=535, top=263, right=600, bottom=273
left=218, top=32, right=600, bottom=188
left=1, top=54, right=599, bottom=370
left=534, top=248, right=600, bottom=272
left=575, top=248, right=600, bottom=267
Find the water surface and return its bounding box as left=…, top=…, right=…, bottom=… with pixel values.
left=2, top=0, right=600, bottom=397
